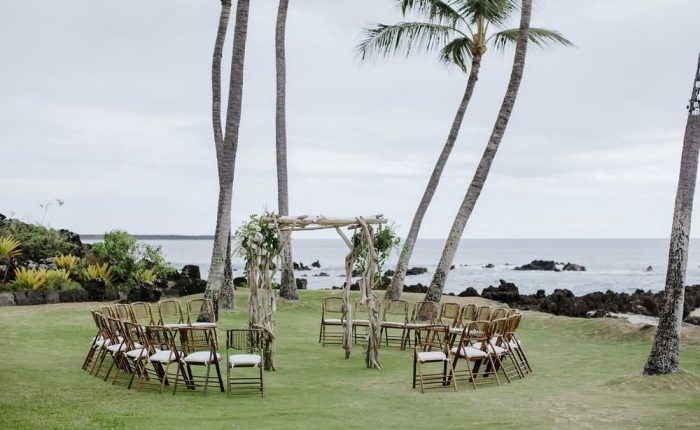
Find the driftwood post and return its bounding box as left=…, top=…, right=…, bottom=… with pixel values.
left=357, top=218, right=382, bottom=369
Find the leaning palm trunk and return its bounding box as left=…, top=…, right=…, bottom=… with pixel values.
left=644, top=54, right=700, bottom=375
left=423, top=0, right=532, bottom=303
left=220, top=230, right=235, bottom=310
left=275, top=0, right=298, bottom=301
left=205, top=0, right=250, bottom=305
left=386, top=54, right=482, bottom=300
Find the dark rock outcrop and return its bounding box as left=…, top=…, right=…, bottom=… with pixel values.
left=127, top=282, right=162, bottom=303
left=483, top=263, right=495, bottom=269
left=296, top=278, right=308, bottom=290
left=83, top=279, right=107, bottom=301
left=315, top=272, right=330, bottom=277
left=0, top=292, right=15, bottom=306
left=384, top=270, right=395, bottom=277
left=311, top=260, right=321, bottom=269
left=457, top=287, right=479, bottom=297
left=58, top=288, right=88, bottom=303
left=481, top=280, right=520, bottom=305
left=514, top=260, right=559, bottom=271
left=645, top=266, right=653, bottom=272
left=293, top=262, right=311, bottom=271
left=233, top=277, right=247, bottom=288
left=406, top=267, right=428, bottom=276
left=403, top=283, right=428, bottom=293
left=562, top=263, right=586, bottom=272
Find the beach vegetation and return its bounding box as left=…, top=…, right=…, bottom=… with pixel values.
left=53, top=254, right=80, bottom=274
left=11, top=267, right=46, bottom=290
left=83, top=263, right=114, bottom=286
left=0, top=218, right=81, bottom=262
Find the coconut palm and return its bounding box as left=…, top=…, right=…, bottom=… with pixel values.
left=644, top=54, right=700, bottom=375
left=276, top=0, right=299, bottom=301
left=358, top=0, right=570, bottom=300
left=423, top=0, right=538, bottom=302
left=205, top=0, right=251, bottom=309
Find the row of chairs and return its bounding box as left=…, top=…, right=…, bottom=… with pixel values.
left=320, top=298, right=515, bottom=350
left=82, top=301, right=264, bottom=397
left=99, top=298, right=216, bottom=328
left=412, top=312, right=532, bottom=393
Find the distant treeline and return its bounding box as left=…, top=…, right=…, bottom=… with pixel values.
left=81, top=234, right=214, bottom=241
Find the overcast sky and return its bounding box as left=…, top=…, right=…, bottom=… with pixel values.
left=1, top=0, right=699, bottom=239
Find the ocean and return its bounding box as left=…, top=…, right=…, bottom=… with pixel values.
left=134, top=238, right=700, bottom=296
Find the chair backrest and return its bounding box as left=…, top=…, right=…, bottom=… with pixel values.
left=115, top=303, right=135, bottom=322
left=158, top=299, right=184, bottom=325
left=410, top=301, right=438, bottom=323
left=455, top=320, right=490, bottom=350
left=382, top=300, right=408, bottom=324
left=461, top=304, right=476, bottom=323
left=490, top=307, right=508, bottom=321
left=414, top=324, right=449, bottom=353
left=178, top=326, right=218, bottom=357
left=475, top=305, right=491, bottom=321
left=123, top=320, right=151, bottom=353
left=187, top=298, right=216, bottom=324
left=145, top=325, right=178, bottom=353
left=131, top=302, right=155, bottom=325
left=99, top=305, right=116, bottom=319
left=322, top=297, right=344, bottom=320
left=226, top=328, right=264, bottom=354
left=437, top=302, right=462, bottom=327
left=105, top=317, right=126, bottom=346
left=353, top=297, right=381, bottom=320
left=489, top=318, right=508, bottom=340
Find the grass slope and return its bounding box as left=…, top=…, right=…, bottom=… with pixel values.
left=0, top=290, right=699, bottom=429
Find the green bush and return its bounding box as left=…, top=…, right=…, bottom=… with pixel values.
left=43, top=269, right=80, bottom=291
left=88, top=230, right=174, bottom=287
left=0, top=218, right=82, bottom=262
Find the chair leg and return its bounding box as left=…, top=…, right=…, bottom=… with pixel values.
left=259, top=366, right=264, bottom=398
left=227, top=364, right=231, bottom=397
left=204, top=364, right=211, bottom=396
left=215, top=361, right=224, bottom=393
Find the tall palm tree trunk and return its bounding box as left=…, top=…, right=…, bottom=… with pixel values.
left=423, top=0, right=532, bottom=303
left=385, top=54, right=482, bottom=300
left=644, top=53, right=700, bottom=375
left=205, top=0, right=250, bottom=305
left=275, top=0, right=298, bottom=301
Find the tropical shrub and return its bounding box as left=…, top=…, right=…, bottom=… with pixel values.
left=132, top=268, right=157, bottom=283
left=0, top=236, right=22, bottom=262
left=88, top=230, right=174, bottom=285
left=11, top=267, right=46, bottom=290
left=83, top=263, right=114, bottom=285
left=53, top=254, right=80, bottom=274
left=43, top=269, right=79, bottom=291
left=0, top=218, right=81, bottom=262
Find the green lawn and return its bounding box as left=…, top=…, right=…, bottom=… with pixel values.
left=1, top=290, right=699, bottom=429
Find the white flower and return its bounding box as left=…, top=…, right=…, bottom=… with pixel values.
left=253, top=232, right=263, bottom=243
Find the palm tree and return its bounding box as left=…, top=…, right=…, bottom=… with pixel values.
left=644, top=53, right=700, bottom=375
left=205, top=0, right=251, bottom=308
left=276, top=0, right=299, bottom=301
left=358, top=0, right=570, bottom=300
left=423, top=0, right=539, bottom=303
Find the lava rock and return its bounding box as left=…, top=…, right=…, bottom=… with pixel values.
left=483, top=263, right=495, bottom=269
left=403, top=283, right=428, bottom=293
left=127, top=282, right=162, bottom=303
left=14, top=289, right=46, bottom=306
left=181, top=264, right=201, bottom=280
left=457, top=287, right=479, bottom=297
left=233, top=277, right=247, bottom=288
left=315, top=272, right=330, bottom=277
left=562, top=263, right=586, bottom=272
left=44, top=290, right=59, bottom=304
left=481, top=280, right=520, bottom=304
left=293, top=262, right=311, bottom=271
left=296, top=278, right=308, bottom=290
left=384, top=269, right=395, bottom=277
left=514, top=260, right=559, bottom=271
left=406, top=267, right=428, bottom=276
left=58, top=288, right=88, bottom=303
left=450, top=265, right=455, bottom=270
left=645, top=266, right=653, bottom=272
left=0, top=292, right=15, bottom=306
left=82, top=279, right=107, bottom=301
left=311, top=260, right=321, bottom=269
left=685, top=316, right=700, bottom=326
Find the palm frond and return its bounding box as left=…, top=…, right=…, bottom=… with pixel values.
left=357, top=21, right=458, bottom=60
left=457, top=0, right=518, bottom=26
left=489, top=27, right=573, bottom=51
left=400, top=0, right=465, bottom=27
left=439, top=37, right=473, bottom=72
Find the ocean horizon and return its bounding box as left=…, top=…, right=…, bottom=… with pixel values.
left=84, top=237, right=700, bottom=297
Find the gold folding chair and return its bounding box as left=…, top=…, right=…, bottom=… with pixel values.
left=83, top=309, right=108, bottom=372
left=482, top=318, right=522, bottom=382
left=175, top=326, right=224, bottom=396
left=404, top=301, right=438, bottom=350
left=489, top=307, right=508, bottom=321
left=412, top=325, right=457, bottom=393
left=352, top=298, right=381, bottom=344
left=380, top=300, right=408, bottom=348
left=319, top=297, right=345, bottom=346
left=450, top=320, right=500, bottom=389
left=505, top=313, right=532, bottom=374
left=158, top=299, right=185, bottom=327
left=131, top=302, right=155, bottom=326
left=460, top=303, right=477, bottom=324
left=122, top=321, right=154, bottom=389
left=102, top=317, right=136, bottom=385
left=226, top=328, right=264, bottom=397
left=115, top=303, right=135, bottom=322
left=145, top=325, right=182, bottom=394
left=187, top=298, right=216, bottom=325
left=475, top=305, right=491, bottom=321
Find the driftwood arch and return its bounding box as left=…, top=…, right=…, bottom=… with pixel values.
left=243, top=214, right=388, bottom=369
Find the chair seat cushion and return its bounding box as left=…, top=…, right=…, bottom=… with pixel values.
left=448, top=327, right=464, bottom=334
left=451, top=346, right=487, bottom=358
left=183, top=351, right=222, bottom=364
left=229, top=354, right=262, bottom=367
left=94, top=338, right=111, bottom=348
left=189, top=322, right=216, bottom=327
left=163, top=323, right=189, bottom=328
left=417, top=351, right=447, bottom=362
left=353, top=319, right=370, bottom=326
left=380, top=322, right=405, bottom=328
left=509, top=340, right=521, bottom=349
left=406, top=322, right=431, bottom=329
left=149, top=349, right=179, bottom=363
left=106, top=342, right=142, bottom=353
left=323, top=318, right=343, bottom=324
left=126, top=347, right=160, bottom=359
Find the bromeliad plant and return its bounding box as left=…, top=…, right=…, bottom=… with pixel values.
left=83, top=263, right=114, bottom=286
left=11, top=267, right=46, bottom=290
left=0, top=236, right=22, bottom=262
left=132, top=268, right=157, bottom=283
left=53, top=254, right=80, bottom=274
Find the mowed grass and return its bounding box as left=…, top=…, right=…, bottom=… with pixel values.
left=1, top=290, right=699, bottom=429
